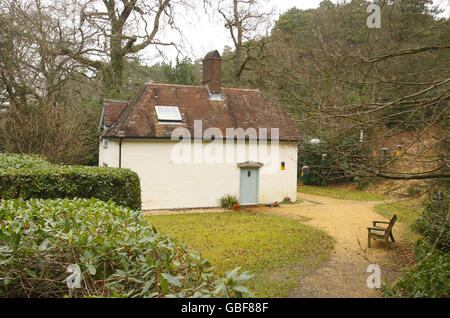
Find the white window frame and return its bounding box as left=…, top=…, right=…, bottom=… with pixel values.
left=155, top=105, right=182, bottom=122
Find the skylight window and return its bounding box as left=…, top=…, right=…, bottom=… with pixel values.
left=155, top=106, right=182, bottom=123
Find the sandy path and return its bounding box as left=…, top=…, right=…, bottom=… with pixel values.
left=256, top=193, right=405, bottom=298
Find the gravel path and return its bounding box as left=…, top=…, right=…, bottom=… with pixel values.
left=257, top=193, right=405, bottom=298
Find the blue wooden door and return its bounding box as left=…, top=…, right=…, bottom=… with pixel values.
left=239, top=168, right=259, bottom=205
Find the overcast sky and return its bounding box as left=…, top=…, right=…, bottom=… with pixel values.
left=142, top=0, right=449, bottom=64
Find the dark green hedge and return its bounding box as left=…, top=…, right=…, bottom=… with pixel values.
left=0, top=153, right=51, bottom=170
left=0, top=154, right=141, bottom=210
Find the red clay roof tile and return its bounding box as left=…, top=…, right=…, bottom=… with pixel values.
left=100, top=83, right=301, bottom=142
left=102, top=100, right=128, bottom=127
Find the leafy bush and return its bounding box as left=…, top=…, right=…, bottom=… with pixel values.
left=381, top=244, right=450, bottom=298
left=382, top=190, right=449, bottom=298
left=354, top=176, right=376, bottom=190
left=0, top=198, right=253, bottom=298
left=218, top=194, right=238, bottom=209
left=0, top=153, right=141, bottom=210
left=406, top=184, right=422, bottom=197
left=412, top=191, right=449, bottom=253
left=0, top=153, right=50, bottom=170
left=298, top=136, right=369, bottom=186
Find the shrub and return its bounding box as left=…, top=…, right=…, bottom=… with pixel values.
left=382, top=190, right=449, bottom=298
left=298, top=137, right=368, bottom=186
left=218, top=194, right=238, bottom=208
left=0, top=153, right=50, bottom=170
left=406, top=184, right=422, bottom=197
left=411, top=191, right=449, bottom=253
left=381, top=244, right=449, bottom=298
left=354, top=176, right=376, bottom=190
left=0, top=198, right=253, bottom=298
left=0, top=153, right=141, bottom=210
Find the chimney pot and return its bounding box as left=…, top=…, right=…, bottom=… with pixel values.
left=202, top=50, right=222, bottom=94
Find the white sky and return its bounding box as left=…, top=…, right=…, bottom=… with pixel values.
left=178, top=0, right=325, bottom=61
left=142, top=0, right=449, bottom=64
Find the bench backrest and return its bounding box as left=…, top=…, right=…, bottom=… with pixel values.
left=384, top=214, right=397, bottom=238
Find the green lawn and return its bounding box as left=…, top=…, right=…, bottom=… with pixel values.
left=374, top=199, right=422, bottom=243
left=146, top=211, right=333, bottom=297
left=298, top=185, right=386, bottom=201
left=374, top=199, right=422, bottom=226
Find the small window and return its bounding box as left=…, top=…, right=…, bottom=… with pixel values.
left=102, top=138, right=108, bottom=149
left=281, top=162, right=286, bottom=170
left=155, top=106, right=182, bottom=123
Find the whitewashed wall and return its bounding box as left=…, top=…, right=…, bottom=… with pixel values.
left=99, top=139, right=298, bottom=210
left=98, top=139, right=120, bottom=167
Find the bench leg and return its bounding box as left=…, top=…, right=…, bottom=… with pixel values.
left=368, top=233, right=371, bottom=248
left=390, top=231, right=395, bottom=242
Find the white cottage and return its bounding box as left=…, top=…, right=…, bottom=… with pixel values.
left=98, top=51, right=302, bottom=210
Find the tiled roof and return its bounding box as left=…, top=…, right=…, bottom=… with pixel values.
left=102, top=100, right=128, bottom=127
left=100, top=83, right=301, bottom=142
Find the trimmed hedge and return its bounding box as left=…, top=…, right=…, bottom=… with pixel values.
left=0, top=154, right=141, bottom=210
left=0, top=198, right=253, bottom=297
left=0, top=153, right=50, bottom=170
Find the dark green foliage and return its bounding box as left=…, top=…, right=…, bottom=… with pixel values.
left=0, top=154, right=141, bottom=210
left=0, top=198, right=253, bottom=297
left=381, top=243, right=450, bottom=298
left=298, top=137, right=366, bottom=186
left=164, top=57, right=201, bottom=86
left=406, top=184, right=423, bottom=197
left=382, top=189, right=449, bottom=298
left=0, top=154, right=50, bottom=170
left=218, top=194, right=238, bottom=208
left=354, top=176, right=377, bottom=191
left=123, top=57, right=201, bottom=87
left=412, top=190, right=449, bottom=253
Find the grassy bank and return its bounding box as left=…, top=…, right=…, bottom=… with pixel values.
left=374, top=199, right=422, bottom=243
left=298, top=185, right=386, bottom=201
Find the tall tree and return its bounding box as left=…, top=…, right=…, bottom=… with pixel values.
left=257, top=1, right=450, bottom=183
left=0, top=0, right=100, bottom=164
left=55, top=0, right=188, bottom=94
left=217, top=0, right=272, bottom=87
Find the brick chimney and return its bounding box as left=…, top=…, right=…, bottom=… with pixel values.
left=202, top=50, right=222, bottom=94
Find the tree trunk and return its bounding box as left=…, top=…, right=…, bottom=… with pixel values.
left=103, top=25, right=124, bottom=93
left=233, top=0, right=242, bottom=87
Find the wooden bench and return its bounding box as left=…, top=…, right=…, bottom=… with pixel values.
left=367, top=214, right=397, bottom=248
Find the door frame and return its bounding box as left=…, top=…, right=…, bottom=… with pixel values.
left=237, top=161, right=263, bottom=205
